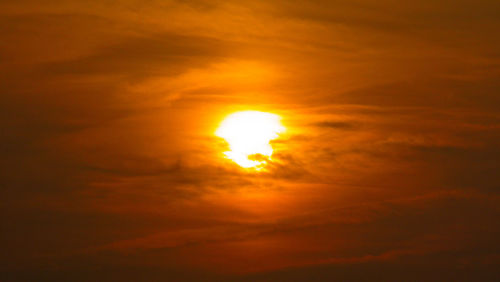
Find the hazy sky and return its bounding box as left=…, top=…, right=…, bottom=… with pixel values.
left=1, top=0, right=500, bottom=280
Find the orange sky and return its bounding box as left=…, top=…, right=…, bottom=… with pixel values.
left=1, top=0, right=500, bottom=280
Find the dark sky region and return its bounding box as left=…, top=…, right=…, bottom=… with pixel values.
left=1, top=0, right=500, bottom=281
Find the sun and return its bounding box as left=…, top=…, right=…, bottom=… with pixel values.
left=216, top=111, right=285, bottom=169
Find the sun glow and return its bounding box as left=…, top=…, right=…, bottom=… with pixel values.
left=216, top=111, right=285, bottom=169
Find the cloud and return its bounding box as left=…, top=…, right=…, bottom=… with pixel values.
left=40, top=32, right=230, bottom=78
left=313, top=121, right=360, bottom=130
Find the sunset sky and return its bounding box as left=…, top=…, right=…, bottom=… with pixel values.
left=1, top=0, right=500, bottom=281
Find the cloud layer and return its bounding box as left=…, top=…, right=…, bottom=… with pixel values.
left=1, top=0, right=500, bottom=280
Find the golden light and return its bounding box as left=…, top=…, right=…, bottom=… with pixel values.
left=216, top=111, right=285, bottom=169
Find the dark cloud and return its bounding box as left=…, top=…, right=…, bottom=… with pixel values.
left=40, top=33, right=230, bottom=78
left=313, top=121, right=360, bottom=130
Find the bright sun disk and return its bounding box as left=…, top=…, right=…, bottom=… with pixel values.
left=216, top=111, right=285, bottom=168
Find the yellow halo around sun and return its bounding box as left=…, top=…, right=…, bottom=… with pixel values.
left=216, top=111, right=285, bottom=169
